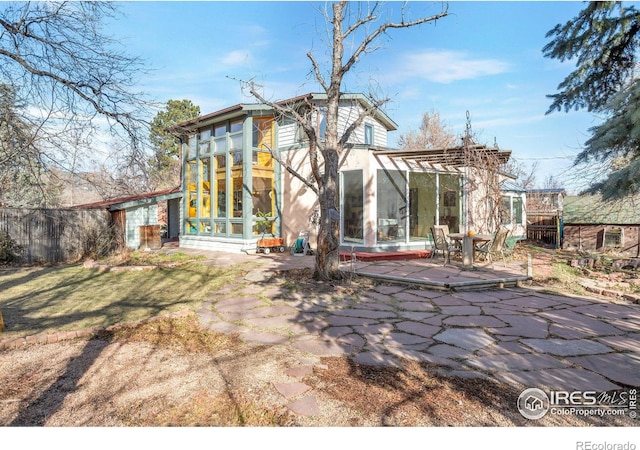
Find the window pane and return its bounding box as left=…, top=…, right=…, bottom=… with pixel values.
left=188, top=134, right=197, bottom=159
left=252, top=176, right=274, bottom=216
left=230, top=133, right=243, bottom=150
left=214, top=221, right=226, bottom=235
left=253, top=117, right=274, bottom=150
left=187, top=162, right=197, bottom=219
left=215, top=155, right=226, bottom=218
left=317, top=110, right=326, bottom=139
left=409, top=173, right=436, bottom=240
left=502, top=196, right=511, bottom=224
left=201, top=159, right=211, bottom=218
left=232, top=174, right=243, bottom=217
left=364, top=124, right=373, bottom=145
left=377, top=169, right=407, bottom=243
left=343, top=171, right=364, bottom=243
left=213, top=136, right=227, bottom=153
left=513, top=197, right=523, bottom=225
left=230, top=119, right=243, bottom=133
left=200, top=129, right=211, bottom=141
left=231, top=222, right=243, bottom=235
left=215, top=154, right=226, bottom=169
left=214, top=123, right=227, bottom=137
left=440, top=174, right=461, bottom=233
left=604, top=228, right=622, bottom=247
left=216, top=178, right=226, bottom=218
left=232, top=151, right=243, bottom=166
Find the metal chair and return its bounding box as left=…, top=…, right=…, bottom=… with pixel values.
left=430, top=226, right=461, bottom=265
left=476, top=227, right=510, bottom=267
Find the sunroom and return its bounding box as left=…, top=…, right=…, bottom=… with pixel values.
left=338, top=145, right=514, bottom=252
left=179, top=104, right=283, bottom=253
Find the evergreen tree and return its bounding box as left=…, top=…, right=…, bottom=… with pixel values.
left=148, top=99, right=200, bottom=189
left=543, top=2, right=640, bottom=199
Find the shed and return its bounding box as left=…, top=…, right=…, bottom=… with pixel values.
left=562, top=195, right=640, bottom=257
left=74, top=187, right=182, bottom=250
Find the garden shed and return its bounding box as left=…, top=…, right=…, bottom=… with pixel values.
left=562, top=195, right=640, bottom=257
left=76, top=187, right=182, bottom=250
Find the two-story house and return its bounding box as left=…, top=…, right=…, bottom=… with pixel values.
left=173, top=92, right=519, bottom=254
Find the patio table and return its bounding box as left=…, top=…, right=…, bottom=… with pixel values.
left=448, top=233, right=493, bottom=267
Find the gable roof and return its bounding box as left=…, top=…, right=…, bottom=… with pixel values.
left=563, top=195, right=640, bottom=225
left=171, top=92, right=398, bottom=133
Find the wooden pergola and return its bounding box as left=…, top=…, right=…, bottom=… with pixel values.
left=373, top=145, right=512, bottom=169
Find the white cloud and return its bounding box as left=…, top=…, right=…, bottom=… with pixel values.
left=390, top=50, right=511, bottom=84
left=222, top=50, right=251, bottom=66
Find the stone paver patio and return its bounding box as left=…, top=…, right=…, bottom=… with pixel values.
left=189, top=250, right=640, bottom=397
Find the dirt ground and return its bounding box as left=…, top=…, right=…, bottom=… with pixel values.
left=1, top=315, right=634, bottom=428
left=1, top=253, right=637, bottom=428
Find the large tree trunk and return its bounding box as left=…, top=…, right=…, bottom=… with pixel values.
left=314, top=148, right=342, bottom=280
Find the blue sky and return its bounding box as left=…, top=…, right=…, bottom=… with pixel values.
left=109, top=1, right=601, bottom=193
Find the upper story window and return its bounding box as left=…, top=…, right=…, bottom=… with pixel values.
left=317, top=109, right=326, bottom=140
left=187, top=134, right=197, bottom=159
left=213, top=123, right=227, bottom=153
left=199, top=128, right=212, bottom=155
left=364, top=124, right=373, bottom=146
left=253, top=117, right=274, bottom=150
left=230, top=119, right=243, bottom=150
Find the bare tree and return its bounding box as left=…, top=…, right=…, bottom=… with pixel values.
left=246, top=1, right=448, bottom=280
left=398, top=110, right=457, bottom=150
left=0, top=2, right=153, bottom=202
left=458, top=113, right=511, bottom=234
left=505, top=159, right=538, bottom=191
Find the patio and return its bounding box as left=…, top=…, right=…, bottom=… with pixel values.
left=339, top=255, right=530, bottom=291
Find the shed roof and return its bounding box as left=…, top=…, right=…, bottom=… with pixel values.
left=72, top=186, right=182, bottom=212
left=563, top=195, right=640, bottom=225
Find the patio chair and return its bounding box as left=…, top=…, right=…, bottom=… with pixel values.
left=430, top=226, right=461, bottom=265
left=433, top=225, right=452, bottom=244
left=476, top=227, right=510, bottom=267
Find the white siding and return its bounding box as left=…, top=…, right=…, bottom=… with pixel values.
left=278, top=117, right=297, bottom=147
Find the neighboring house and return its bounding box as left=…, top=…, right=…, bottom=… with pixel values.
left=173, top=92, right=519, bottom=254
left=527, top=188, right=566, bottom=213
left=562, top=195, right=640, bottom=257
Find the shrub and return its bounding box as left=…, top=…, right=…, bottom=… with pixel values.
left=0, top=231, right=22, bottom=264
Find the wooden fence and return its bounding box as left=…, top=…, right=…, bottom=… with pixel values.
left=0, top=208, right=112, bottom=264
left=526, top=212, right=561, bottom=248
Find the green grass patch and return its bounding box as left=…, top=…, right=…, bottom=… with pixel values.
left=0, top=262, right=238, bottom=338
left=101, top=250, right=205, bottom=267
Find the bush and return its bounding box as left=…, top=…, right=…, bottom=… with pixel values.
left=0, top=232, right=22, bottom=264
left=77, top=222, right=118, bottom=259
